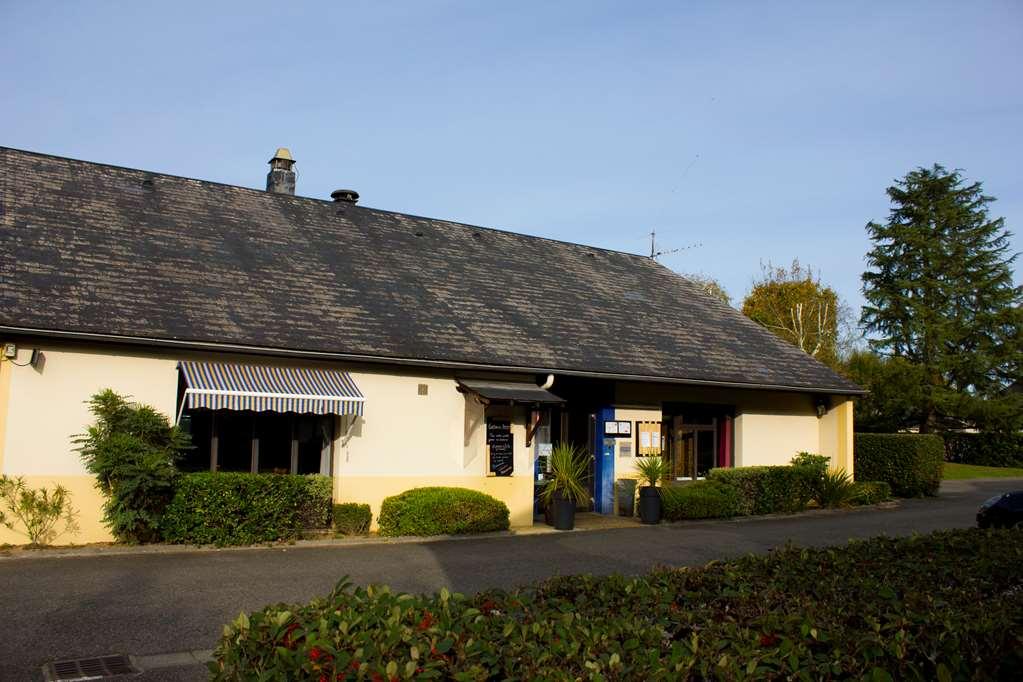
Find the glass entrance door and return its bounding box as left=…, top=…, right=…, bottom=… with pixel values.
left=668, top=415, right=717, bottom=480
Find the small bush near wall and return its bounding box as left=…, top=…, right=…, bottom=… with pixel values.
left=660, top=481, right=739, bottom=520
left=211, top=529, right=1023, bottom=681
left=707, top=465, right=819, bottom=515
left=332, top=503, right=371, bottom=536
left=944, top=432, right=1023, bottom=468
left=377, top=487, right=509, bottom=537
left=854, top=433, right=943, bottom=497
left=297, top=475, right=333, bottom=529
left=162, top=473, right=332, bottom=546
left=850, top=481, right=892, bottom=505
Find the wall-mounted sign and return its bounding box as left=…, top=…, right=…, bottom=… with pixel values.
left=637, top=421, right=663, bottom=455
left=603, top=420, right=632, bottom=438
left=487, top=419, right=513, bottom=476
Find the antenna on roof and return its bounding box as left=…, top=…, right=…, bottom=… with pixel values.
left=648, top=229, right=701, bottom=260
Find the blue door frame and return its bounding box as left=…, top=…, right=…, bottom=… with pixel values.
left=593, top=406, right=616, bottom=514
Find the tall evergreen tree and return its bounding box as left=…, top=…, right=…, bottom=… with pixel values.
left=861, top=165, right=1022, bottom=432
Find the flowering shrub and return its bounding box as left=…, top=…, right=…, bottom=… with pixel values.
left=211, top=528, right=1022, bottom=680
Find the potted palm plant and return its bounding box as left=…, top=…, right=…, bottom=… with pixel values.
left=634, top=456, right=668, bottom=524
left=539, top=443, right=589, bottom=531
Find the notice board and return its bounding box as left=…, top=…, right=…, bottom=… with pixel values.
left=487, top=419, right=514, bottom=476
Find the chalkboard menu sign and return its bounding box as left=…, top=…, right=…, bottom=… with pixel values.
left=487, top=419, right=513, bottom=476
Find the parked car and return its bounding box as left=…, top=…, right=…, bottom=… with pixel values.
left=976, top=491, right=1023, bottom=529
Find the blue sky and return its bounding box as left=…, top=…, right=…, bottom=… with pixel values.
left=2, top=1, right=1020, bottom=317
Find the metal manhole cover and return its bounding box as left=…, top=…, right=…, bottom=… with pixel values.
left=43, top=654, right=138, bottom=681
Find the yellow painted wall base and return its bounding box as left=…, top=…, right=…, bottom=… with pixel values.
left=0, top=475, right=114, bottom=545
left=338, top=475, right=535, bottom=530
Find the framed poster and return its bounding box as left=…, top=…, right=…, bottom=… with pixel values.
left=604, top=421, right=619, bottom=435
left=487, top=419, right=514, bottom=476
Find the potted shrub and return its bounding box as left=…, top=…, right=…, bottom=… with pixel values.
left=635, top=456, right=668, bottom=524
left=539, top=443, right=589, bottom=531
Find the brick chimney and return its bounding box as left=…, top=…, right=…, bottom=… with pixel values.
left=266, top=148, right=296, bottom=195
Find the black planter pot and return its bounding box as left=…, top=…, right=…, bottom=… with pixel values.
left=638, top=486, right=662, bottom=525
left=552, top=491, right=576, bottom=531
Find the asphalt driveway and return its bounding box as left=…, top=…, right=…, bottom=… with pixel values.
left=0, top=478, right=1016, bottom=681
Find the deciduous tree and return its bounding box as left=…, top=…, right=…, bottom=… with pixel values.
left=741, top=260, right=841, bottom=368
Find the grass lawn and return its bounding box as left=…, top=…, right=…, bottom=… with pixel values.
left=943, top=462, right=1023, bottom=479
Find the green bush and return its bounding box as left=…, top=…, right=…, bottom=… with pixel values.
left=377, top=487, right=509, bottom=537
left=944, top=432, right=1023, bottom=468
left=850, top=480, right=892, bottom=505
left=660, top=481, right=739, bottom=520
left=211, top=529, right=1023, bottom=681
left=297, top=475, right=333, bottom=529
left=0, top=476, right=79, bottom=546
left=707, top=465, right=819, bottom=515
left=815, top=469, right=856, bottom=508
left=854, top=433, right=943, bottom=497
left=332, top=503, right=371, bottom=536
left=790, top=451, right=829, bottom=471
left=74, top=389, right=189, bottom=543
left=161, top=472, right=332, bottom=546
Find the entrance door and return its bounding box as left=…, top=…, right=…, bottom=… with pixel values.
left=668, top=415, right=717, bottom=480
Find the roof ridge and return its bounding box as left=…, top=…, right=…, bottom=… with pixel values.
left=0, top=145, right=653, bottom=263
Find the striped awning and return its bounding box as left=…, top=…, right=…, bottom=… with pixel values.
left=178, top=361, right=364, bottom=416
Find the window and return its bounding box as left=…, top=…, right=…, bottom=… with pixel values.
left=179, top=410, right=334, bottom=474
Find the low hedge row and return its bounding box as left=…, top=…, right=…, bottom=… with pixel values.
left=333, top=503, right=371, bottom=536
left=707, top=465, right=819, bottom=515
left=660, top=481, right=739, bottom=520
left=377, top=487, right=509, bottom=537
left=944, top=432, right=1023, bottom=468
left=161, top=473, right=332, bottom=546
left=211, top=528, right=1023, bottom=680
left=854, top=433, right=943, bottom=497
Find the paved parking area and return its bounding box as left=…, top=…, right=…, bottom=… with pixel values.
left=0, top=478, right=1016, bottom=681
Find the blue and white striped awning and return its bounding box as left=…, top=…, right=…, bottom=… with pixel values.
left=178, top=361, right=364, bottom=416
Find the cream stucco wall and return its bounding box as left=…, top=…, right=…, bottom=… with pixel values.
left=0, top=340, right=538, bottom=544
left=0, top=344, right=179, bottom=544
left=733, top=412, right=820, bottom=466
left=819, top=398, right=854, bottom=476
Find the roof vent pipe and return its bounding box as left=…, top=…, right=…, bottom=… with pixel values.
left=331, top=189, right=359, bottom=204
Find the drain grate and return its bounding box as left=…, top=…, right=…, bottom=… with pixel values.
left=43, top=654, right=138, bottom=681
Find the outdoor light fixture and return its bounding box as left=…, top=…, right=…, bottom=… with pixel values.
left=815, top=396, right=830, bottom=418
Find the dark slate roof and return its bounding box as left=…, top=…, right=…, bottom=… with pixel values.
left=0, top=147, right=862, bottom=393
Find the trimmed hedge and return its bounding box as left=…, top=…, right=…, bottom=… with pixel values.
left=161, top=473, right=332, bottom=546
left=298, top=475, right=333, bottom=529
left=850, top=480, right=892, bottom=505
left=944, top=432, right=1023, bottom=468
left=660, top=481, right=739, bottom=520
left=333, top=503, right=371, bottom=536
left=854, top=433, right=943, bottom=497
left=377, top=487, right=509, bottom=537
left=211, top=529, right=1023, bottom=680
left=707, top=465, right=819, bottom=515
